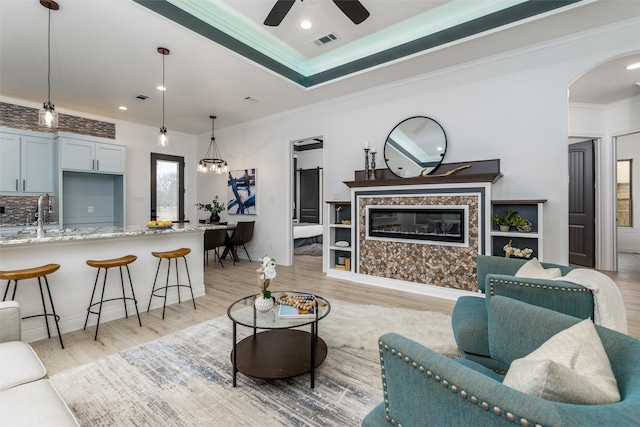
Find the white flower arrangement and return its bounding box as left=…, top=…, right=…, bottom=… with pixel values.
left=257, top=255, right=276, bottom=299
left=260, top=255, right=276, bottom=281
left=503, top=240, right=533, bottom=258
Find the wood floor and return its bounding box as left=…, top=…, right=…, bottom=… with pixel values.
left=31, top=253, right=640, bottom=376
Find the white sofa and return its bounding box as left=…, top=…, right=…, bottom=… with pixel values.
left=0, top=301, right=79, bottom=426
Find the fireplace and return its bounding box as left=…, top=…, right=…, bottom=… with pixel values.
left=367, top=206, right=467, bottom=245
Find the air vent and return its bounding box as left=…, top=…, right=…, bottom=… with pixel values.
left=313, top=32, right=339, bottom=46
left=135, top=94, right=150, bottom=100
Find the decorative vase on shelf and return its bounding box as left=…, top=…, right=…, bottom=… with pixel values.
left=209, top=212, right=220, bottom=223
left=517, top=219, right=533, bottom=233
left=499, top=225, right=510, bottom=232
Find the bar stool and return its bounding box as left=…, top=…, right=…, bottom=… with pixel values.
left=0, top=264, right=64, bottom=348
left=147, top=247, right=195, bottom=319
left=84, top=255, right=141, bottom=340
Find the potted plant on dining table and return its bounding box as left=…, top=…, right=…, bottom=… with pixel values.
left=196, top=195, right=226, bottom=223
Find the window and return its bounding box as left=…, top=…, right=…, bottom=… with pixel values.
left=151, top=153, right=184, bottom=222
left=616, top=159, right=632, bottom=227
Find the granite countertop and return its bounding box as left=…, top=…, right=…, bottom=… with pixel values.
left=0, top=224, right=228, bottom=246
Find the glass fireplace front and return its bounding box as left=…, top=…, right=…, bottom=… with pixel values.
left=367, top=206, right=466, bottom=244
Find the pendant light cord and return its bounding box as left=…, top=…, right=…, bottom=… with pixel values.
left=162, top=53, right=165, bottom=128
left=47, top=7, right=52, bottom=104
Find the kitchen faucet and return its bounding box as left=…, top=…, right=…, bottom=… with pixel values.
left=36, top=192, right=50, bottom=238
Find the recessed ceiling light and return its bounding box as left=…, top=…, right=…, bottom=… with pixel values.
left=118, top=106, right=128, bottom=111
left=157, top=85, right=166, bottom=91
left=300, top=20, right=312, bottom=30
left=625, top=62, right=640, bottom=70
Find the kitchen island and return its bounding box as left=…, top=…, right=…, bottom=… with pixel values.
left=0, top=224, right=227, bottom=342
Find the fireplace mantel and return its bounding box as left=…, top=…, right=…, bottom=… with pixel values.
left=344, top=159, right=502, bottom=188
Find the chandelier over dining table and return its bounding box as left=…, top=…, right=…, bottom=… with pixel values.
left=198, top=115, right=229, bottom=174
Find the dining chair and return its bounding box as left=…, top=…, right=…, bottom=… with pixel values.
left=204, top=227, right=229, bottom=267
left=228, top=221, right=255, bottom=265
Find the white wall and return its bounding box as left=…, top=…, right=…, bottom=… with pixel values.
left=204, top=19, right=639, bottom=268
left=617, top=131, right=640, bottom=253
left=115, top=122, right=198, bottom=226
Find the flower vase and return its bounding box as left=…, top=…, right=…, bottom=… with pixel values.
left=254, top=296, right=274, bottom=313
left=254, top=267, right=273, bottom=312
left=209, top=213, right=220, bottom=223
left=499, top=225, right=510, bottom=232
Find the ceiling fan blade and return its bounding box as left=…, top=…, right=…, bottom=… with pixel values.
left=264, top=0, right=296, bottom=26
left=332, top=0, right=370, bottom=25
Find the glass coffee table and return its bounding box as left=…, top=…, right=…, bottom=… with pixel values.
left=227, top=292, right=331, bottom=388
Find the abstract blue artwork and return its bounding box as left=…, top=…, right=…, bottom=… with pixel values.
left=227, top=169, right=257, bottom=215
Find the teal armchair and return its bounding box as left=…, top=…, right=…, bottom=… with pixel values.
left=452, top=255, right=594, bottom=371
left=362, top=297, right=640, bottom=427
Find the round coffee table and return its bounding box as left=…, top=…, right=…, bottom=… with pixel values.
left=227, top=292, right=331, bottom=388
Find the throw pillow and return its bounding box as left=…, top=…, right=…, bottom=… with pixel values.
left=502, top=319, right=620, bottom=404
left=515, top=257, right=562, bottom=280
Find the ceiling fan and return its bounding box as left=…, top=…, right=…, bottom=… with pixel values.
left=264, top=0, right=370, bottom=27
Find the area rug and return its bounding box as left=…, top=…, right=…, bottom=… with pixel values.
left=51, top=301, right=457, bottom=426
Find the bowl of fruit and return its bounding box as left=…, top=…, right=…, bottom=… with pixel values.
left=147, top=220, right=173, bottom=229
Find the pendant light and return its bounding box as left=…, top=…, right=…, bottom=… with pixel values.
left=157, top=47, right=170, bottom=147
left=197, top=116, right=229, bottom=174
left=38, top=0, right=60, bottom=129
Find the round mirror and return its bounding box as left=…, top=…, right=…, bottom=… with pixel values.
left=384, top=116, right=447, bottom=178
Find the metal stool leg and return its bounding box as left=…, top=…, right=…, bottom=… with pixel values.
left=182, top=256, right=196, bottom=310
left=93, top=268, right=109, bottom=341
left=174, top=258, right=181, bottom=305
left=2, top=280, right=14, bottom=301
left=125, top=265, right=142, bottom=327
left=147, top=259, right=163, bottom=313
left=119, top=266, right=129, bottom=319
left=42, top=275, right=64, bottom=348
left=36, top=277, right=51, bottom=339
left=162, top=259, right=170, bottom=320
left=84, top=268, right=101, bottom=330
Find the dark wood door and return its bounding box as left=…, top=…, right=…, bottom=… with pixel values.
left=299, top=168, right=320, bottom=224
left=568, top=140, right=595, bottom=267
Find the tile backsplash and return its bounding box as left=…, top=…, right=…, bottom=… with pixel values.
left=0, top=195, right=53, bottom=225
left=0, top=102, right=115, bottom=139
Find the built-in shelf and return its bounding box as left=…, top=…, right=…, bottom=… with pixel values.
left=326, top=201, right=352, bottom=272
left=491, top=199, right=546, bottom=260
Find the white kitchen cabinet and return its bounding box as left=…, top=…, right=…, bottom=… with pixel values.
left=58, top=133, right=125, bottom=174
left=0, top=128, right=54, bottom=194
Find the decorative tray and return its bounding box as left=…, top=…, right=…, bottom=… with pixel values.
left=147, top=225, right=173, bottom=230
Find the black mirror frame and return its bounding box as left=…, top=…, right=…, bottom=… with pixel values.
left=383, top=116, right=447, bottom=178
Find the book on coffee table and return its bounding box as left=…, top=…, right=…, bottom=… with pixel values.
left=277, top=303, right=316, bottom=319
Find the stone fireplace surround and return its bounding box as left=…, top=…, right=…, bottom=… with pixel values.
left=354, top=186, right=489, bottom=293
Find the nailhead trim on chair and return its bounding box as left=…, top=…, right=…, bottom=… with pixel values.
left=489, top=278, right=591, bottom=296
left=377, top=339, right=544, bottom=427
